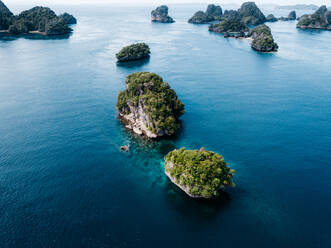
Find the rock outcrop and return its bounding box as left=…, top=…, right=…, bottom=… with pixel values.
left=116, top=72, right=184, bottom=139
left=0, top=3, right=75, bottom=36
left=288, top=11, right=297, bottom=20
left=250, top=24, right=278, bottom=52
left=151, top=5, right=174, bottom=23
left=116, top=43, right=150, bottom=62
left=164, top=148, right=235, bottom=199
left=238, top=2, right=266, bottom=25
left=0, top=0, right=13, bottom=30
left=266, top=14, right=278, bottom=22
left=209, top=15, right=249, bottom=37
left=297, top=5, right=331, bottom=30
left=188, top=4, right=222, bottom=24
left=59, top=12, right=77, bottom=25
left=278, top=10, right=296, bottom=21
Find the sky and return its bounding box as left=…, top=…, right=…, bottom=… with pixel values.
left=5, top=0, right=330, bottom=5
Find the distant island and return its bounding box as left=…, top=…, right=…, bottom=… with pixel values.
left=266, top=14, right=278, bottom=22
left=0, top=1, right=76, bottom=37
left=297, top=5, right=331, bottom=30
left=188, top=4, right=222, bottom=24
left=208, top=2, right=278, bottom=52
left=209, top=2, right=267, bottom=36
left=116, top=43, right=150, bottom=62
left=151, top=5, right=175, bottom=23
left=164, top=148, right=235, bottom=199
left=116, top=72, right=184, bottom=138
left=276, top=4, right=318, bottom=11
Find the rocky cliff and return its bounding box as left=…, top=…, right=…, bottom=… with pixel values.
left=297, top=5, right=331, bottom=30
left=188, top=4, right=223, bottom=24
left=116, top=72, right=184, bottom=138
left=250, top=24, right=278, bottom=52
left=238, top=2, right=266, bottom=25
left=0, top=0, right=13, bottom=30
left=151, top=5, right=174, bottom=23
left=1, top=4, right=75, bottom=36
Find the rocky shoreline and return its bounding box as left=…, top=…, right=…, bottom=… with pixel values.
left=164, top=161, right=204, bottom=198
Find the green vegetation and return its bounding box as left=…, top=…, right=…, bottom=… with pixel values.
left=116, top=43, right=150, bottom=62
left=250, top=23, right=272, bottom=37
left=188, top=4, right=222, bottom=24
left=250, top=24, right=278, bottom=52
left=297, top=5, right=330, bottom=29
left=116, top=72, right=184, bottom=136
left=209, top=17, right=248, bottom=34
left=165, top=148, right=235, bottom=198
left=238, top=2, right=266, bottom=25
left=151, top=5, right=174, bottom=23
left=0, top=0, right=13, bottom=30
left=0, top=2, right=74, bottom=36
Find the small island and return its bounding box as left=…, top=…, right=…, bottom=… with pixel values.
left=250, top=24, right=278, bottom=52
left=164, top=148, right=235, bottom=199
left=266, top=14, right=278, bottom=22
left=209, top=16, right=249, bottom=38
left=116, top=43, right=150, bottom=62
left=151, top=5, right=175, bottom=23
left=297, top=5, right=331, bottom=30
left=0, top=1, right=76, bottom=37
left=116, top=72, right=184, bottom=138
left=209, top=1, right=269, bottom=37
left=188, top=4, right=222, bottom=24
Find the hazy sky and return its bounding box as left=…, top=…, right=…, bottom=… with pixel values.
left=6, top=0, right=330, bottom=5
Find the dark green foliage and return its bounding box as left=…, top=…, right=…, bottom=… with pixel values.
left=188, top=11, right=210, bottom=24
left=188, top=4, right=222, bottom=24
left=165, top=148, right=235, bottom=198
left=251, top=24, right=278, bottom=52
left=209, top=17, right=248, bottom=33
left=222, top=10, right=239, bottom=20
left=0, top=0, right=13, bottom=30
left=297, top=5, right=330, bottom=29
left=16, top=7, right=57, bottom=32
left=2, top=5, right=73, bottom=35
left=206, top=4, right=222, bottom=18
left=116, top=72, right=184, bottom=135
left=238, top=2, right=266, bottom=25
left=116, top=43, right=150, bottom=62
left=8, top=19, right=29, bottom=34
left=151, top=5, right=174, bottom=23
left=59, top=12, right=77, bottom=25
left=250, top=24, right=271, bottom=37
left=45, top=18, right=72, bottom=35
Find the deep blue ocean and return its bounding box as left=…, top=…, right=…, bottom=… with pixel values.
left=0, top=3, right=331, bottom=248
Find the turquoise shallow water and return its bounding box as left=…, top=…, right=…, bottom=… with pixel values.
left=0, top=3, right=331, bottom=248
